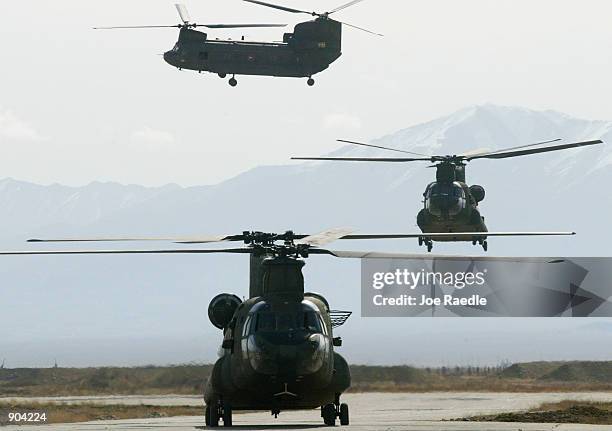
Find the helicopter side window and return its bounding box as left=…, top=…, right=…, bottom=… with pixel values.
left=319, top=315, right=328, bottom=336
left=303, top=311, right=322, bottom=333
left=242, top=315, right=252, bottom=337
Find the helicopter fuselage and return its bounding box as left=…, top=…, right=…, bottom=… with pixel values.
left=416, top=162, right=488, bottom=250
left=417, top=180, right=487, bottom=237
left=204, top=254, right=350, bottom=423
left=205, top=294, right=349, bottom=411
left=164, top=19, right=342, bottom=81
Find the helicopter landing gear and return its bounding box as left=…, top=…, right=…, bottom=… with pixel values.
left=229, top=76, right=238, bottom=87
left=222, top=403, right=233, bottom=427
left=339, top=403, right=349, bottom=425
left=322, top=394, right=350, bottom=426
left=205, top=403, right=218, bottom=427
left=206, top=399, right=232, bottom=427
left=474, top=238, right=488, bottom=251
left=322, top=404, right=335, bottom=426
left=307, top=77, right=315, bottom=86
left=218, top=72, right=227, bottom=78
left=418, top=236, right=433, bottom=252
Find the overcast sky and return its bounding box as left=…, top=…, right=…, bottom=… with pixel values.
left=2, top=0, right=612, bottom=187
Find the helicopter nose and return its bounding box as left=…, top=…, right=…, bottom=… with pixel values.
left=428, top=194, right=455, bottom=212
left=247, top=333, right=328, bottom=376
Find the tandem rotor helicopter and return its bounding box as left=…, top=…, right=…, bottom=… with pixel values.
left=95, top=0, right=381, bottom=87
left=0, top=227, right=489, bottom=426
left=293, top=138, right=604, bottom=252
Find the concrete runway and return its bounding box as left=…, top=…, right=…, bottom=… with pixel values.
left=3, top=392, right=612, bottom=430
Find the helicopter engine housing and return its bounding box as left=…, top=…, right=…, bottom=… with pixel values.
left=469, top=185, right=486, bottom=203
left=208, top=293, right=242, bottom=330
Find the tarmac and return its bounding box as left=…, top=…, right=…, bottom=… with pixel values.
left=3, top=392, right=612, bottom=430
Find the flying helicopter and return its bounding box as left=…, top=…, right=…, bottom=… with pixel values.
left=292, top=138, right=604, bottom=251
left=95, top=0, right=381, bottom=87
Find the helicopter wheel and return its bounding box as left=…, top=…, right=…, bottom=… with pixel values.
left=427, top=241, right=433, bottom=252
left=229, top=77, right=238, bottom=87
left=322, top=403, right=336, bottom=426
left=218, top=73, right=227, bottom=78
left=205, top=404, right=211, bottom=426
left=222, top=402, right=233, bottom=427
left=339, top=403, right=349, bottom=426
left=482, top=240, right=488, bottom=252
left=418, top=237, right=423, bottom=246
left=208, top=403, right=220, bottom=427
left=307, top=77, right=315, bottom=86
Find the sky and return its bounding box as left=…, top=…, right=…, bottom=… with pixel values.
left=1, top=1, right=612, bottom=367
left=1, top=0, right=612, bottom=187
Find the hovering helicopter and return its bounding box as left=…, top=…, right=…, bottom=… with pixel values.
left=4, top=227, right=450, bottom=426
left=292, top=138, right=604, bottom=251
left=95, top=0, right=381, bottom=87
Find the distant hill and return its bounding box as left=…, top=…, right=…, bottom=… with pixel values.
left=501, top=361, right=612, bottom=383
left=3, top=361, right=612, bottom=397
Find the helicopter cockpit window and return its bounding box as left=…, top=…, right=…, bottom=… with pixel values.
left=255, top=313, right=276, bottom=332
left=425, top=182, right=466, bottom=217
left=250, top=311, right=324, bottom=334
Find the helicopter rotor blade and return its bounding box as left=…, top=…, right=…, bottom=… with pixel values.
left=337, top=231, right=575, bottom=241
left=197, top=23, right=287, bottom=28
left=94, top=25, right=181, bottom=29
left=462, top=138, right=563, bottom=158
left=322, top=250, right=565, bottom=263
left=292, top=156, right=432, bottom=162
left=0, top=248, right=252, bottom=256
left=175, top=3, right=191, bottom=24
left=296, top=228, right=355, bottom=247
left=242, top=0, right=313, bottom=15
left=333, top=19, right=383, bottom=36
left=28, top=235, right=231, bottom=244
left=467, top=139, right=603, bottom=161
left=338, top=139, right=430, bottom=157
left=329, top=0, right=368, bottom=14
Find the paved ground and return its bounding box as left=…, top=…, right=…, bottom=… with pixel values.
left=3, top=392, right=612, bottom=430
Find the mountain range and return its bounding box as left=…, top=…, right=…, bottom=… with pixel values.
left=2, top=104, right=611, bottom=367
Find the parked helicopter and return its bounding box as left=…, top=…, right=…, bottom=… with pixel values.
left=0, top=227, right=579, bottom=424
left=95, top=0, right=381, bottom=87
left=292, top=138, right=603, bottom=251
left=2, top=227, right=437, bottom=426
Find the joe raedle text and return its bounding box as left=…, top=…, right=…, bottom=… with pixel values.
left=370, top=268, right=488, bottom=309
